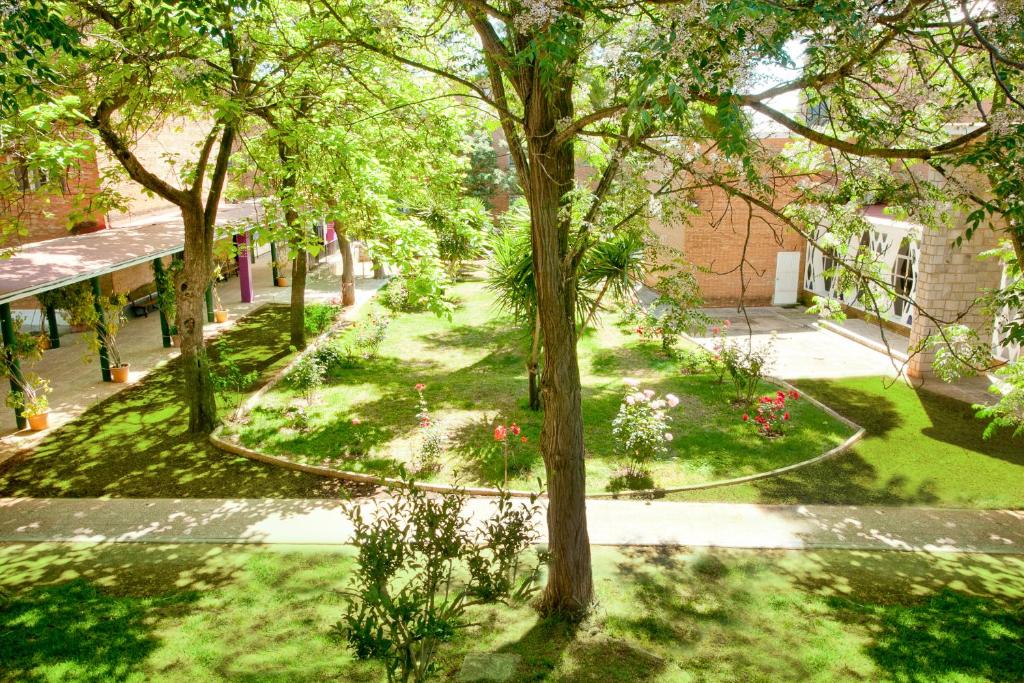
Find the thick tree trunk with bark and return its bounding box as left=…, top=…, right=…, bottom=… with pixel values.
left=178, top=204, right=218, bottom=432
left=525, top=82, right=593, bottom=617
left=339, top=229, right=356, bottom=307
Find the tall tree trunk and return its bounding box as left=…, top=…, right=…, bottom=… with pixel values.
left=178, top=203, right=217, bottom=432
left=528, top=310, right=541, bottom=410
left=372, top=259, right=385, bottom=280
left=527, top=83, right=593, bottom=617
left=340, top=229, right=356, bottom=307
left=290, top=242, right=308, bottom=349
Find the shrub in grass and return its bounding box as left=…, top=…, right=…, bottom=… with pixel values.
left=612, top=380, right=679, bottom=482
left=304, top=303, right=340, bottom=336
left=743, top=389, right=800, bottom=438
left=336, top=481, right=540, bottom=683
left=721, top=334, right=775, bottom=405
left=288, top=356, right=324, bottom=404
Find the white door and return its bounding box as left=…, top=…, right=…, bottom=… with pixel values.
left=773, top=251, right=800, bottom=306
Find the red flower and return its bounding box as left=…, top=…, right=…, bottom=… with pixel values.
left=783, top=412, right=790, bottom=420
left=414, top=383, right=426, bottom=392
left=494, top=425, right=507, bottom=441
left=789, top=390, right=800, bottom=400
left=635, top=326, right=644, bottom=335
left=742, top=414, right=749, bottom=421
left=510, top=423, right=521, bottom=436
left=520, top=436, right=528, bottom=443
left=419, top=418, right=431, bottom=428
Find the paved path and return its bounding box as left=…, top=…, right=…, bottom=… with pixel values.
left=2, top=498, right=1021, bottom=554
left=1, top=252, right=383, bottom=454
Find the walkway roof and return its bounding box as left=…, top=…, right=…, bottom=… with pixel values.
left=0, top=200, right=261, bottom=306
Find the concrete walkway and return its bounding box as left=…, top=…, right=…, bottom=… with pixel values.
left=1, top=253, right=383, bottom=454
left=1, top=497, right=1021, bottom=554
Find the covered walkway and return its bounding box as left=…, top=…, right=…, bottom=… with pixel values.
left=0, top=201, right=362, bottom=450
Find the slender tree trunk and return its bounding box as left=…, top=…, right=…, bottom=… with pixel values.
left=373, top=259, right=385, bottom=279
left=178, top=203, right=217, bottom=432
left=340, top=229, right=356, bottom=307
left=526, top=83, right=593, bottom=617
left=528, top=310, right=541, bottom=410
left=290, top=240, right=308, bottom=349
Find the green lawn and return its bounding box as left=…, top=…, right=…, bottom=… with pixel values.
left=236, top=280, right=851, bottom=493
left=0, top=306, right=348, bottom=499
left=1, top=542, right=1021, bottom=682
left=669, top=376, right=1024, bottom=509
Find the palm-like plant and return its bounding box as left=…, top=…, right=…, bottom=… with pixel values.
left=487, top=203, right=650, bottom=410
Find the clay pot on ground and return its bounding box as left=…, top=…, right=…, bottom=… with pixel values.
left=214, top=309, right=229, bottom=323
left=110, top=364, right=130, bottom=383
left=37, top=335, right=51, bottom=350
left=276, top=277, right=288, bottom=287
left=27, top=412, right=49, bottom=431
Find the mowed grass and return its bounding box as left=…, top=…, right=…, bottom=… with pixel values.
left=0, top=306, right=348, bottom=499
left=669, top=376, right=1024, bottom=508
left=237, top=280, right=851, bottom=493
left=1, top=541, right=1021, bottom=682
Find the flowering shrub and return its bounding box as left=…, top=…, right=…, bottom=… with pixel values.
left=721, top=333, right=775, bottom=405
left=629, top=271, right=712, bottom=354
left=493, top=421, right=528, bottom=486
left=414, top=383, right=445, bottom=473
left=743, top=389, right=800, bottom=437
left=351, top=314, right=391, bottom=361
left=706, top=321, right=731, bottom=383
left=611, top=380, right=679, bottom=477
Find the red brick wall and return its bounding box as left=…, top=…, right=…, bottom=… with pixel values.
left=4, top=152, right=106, bottom=247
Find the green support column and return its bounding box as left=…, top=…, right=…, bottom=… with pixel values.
left=45, top=305, right=60, bottom=349
left=1, top=303, right=27, bottom=430
left=205, top=284, right=214, bottom=323
left=153, top=258, right=171, bottom=348
left=90, top=277, right=111, bottom=382
left=270, top=241, right=280, bottom=284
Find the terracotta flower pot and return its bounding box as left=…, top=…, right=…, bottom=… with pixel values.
left=37, top=335, right=52, bottom=350
left=27, top=412, right=49, bottom=431
left=214, top=309, right=229, bottom=323
left=276, top=277, right=288, bottom=287
left=110, top=364, right=130, bottom=383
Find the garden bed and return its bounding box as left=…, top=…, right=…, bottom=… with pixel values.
left=224, top=281, right=859, bottom=495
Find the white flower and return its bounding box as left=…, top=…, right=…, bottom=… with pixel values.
left=626, top=395, right=636, bottom=405
left=664, top=433, right=673, bottom=441
left=651, top=399, right=666, bottom=409
left=666, top=394, right=680, bottom=408
left=643, top=389, right=655, bottom=399
left=624, top=378, right=640, bottom=387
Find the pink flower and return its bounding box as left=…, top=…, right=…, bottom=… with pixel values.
left=666, top=393, right=680, bottom=408
left=494, top=425, right=507, bottom=441
left=723, top=319, right=732, bottom=328
left=664, top=432, right=673, bottom=442
left=419, top=418, right=431, bottom=428
left=520, top=436, right=528, bottom=443
left=643, top=389, right=655, bottom=399
left=414, top=383, right=426, bottom=392
left=626, top=395, right=636, bottom=405
left=510, top=423, right=521, bottom=436
left=624, top=378, right=640, bottom=387
left=711, top=326, right=721, bottom=335
left=351, top=417, right=361, bottom=425
left=651, top=399, right=666, bottom=409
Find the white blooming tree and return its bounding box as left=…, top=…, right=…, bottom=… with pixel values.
left=316, top=0, right=1024, bottom=618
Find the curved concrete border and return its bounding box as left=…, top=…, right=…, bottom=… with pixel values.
left=212, top=320, right=866, bottom=500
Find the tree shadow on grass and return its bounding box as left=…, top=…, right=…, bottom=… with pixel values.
left=0, top=306, right=346, bottom=499
left=914, top=386, right=1024, bottom=468
left=782, top=549, right=1024, bottom=682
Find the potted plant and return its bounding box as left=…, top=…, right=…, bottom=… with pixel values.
left=275, top=260, right=289, bottom=287
left=95, top=294, right=131, bottom=382
left=155, top=259, right=182, bottom=346
left=6, top=374, right=52, bottom=431
left=211, top=267, right=229, bottom=323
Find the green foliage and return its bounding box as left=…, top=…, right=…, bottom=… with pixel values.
left=924, top=325, right=993, bottom=384
left=288, top=355, right=325, bottom=404
left=4, top=372, right=50, bottom=418
left=630, top=269, right=712, bottom=353
left=336, top=481, right=540, bottom=683
left=975, top=362, right=1024, bottom=439
left=612, top=384, right=677, bottom=480
left=304, top=303, right=340, bottom=337
left=720, top=336, right=776, bottom=405
left=422, top=197, right=490, bottom=280
left=209, top=341, right=259, bottom=405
